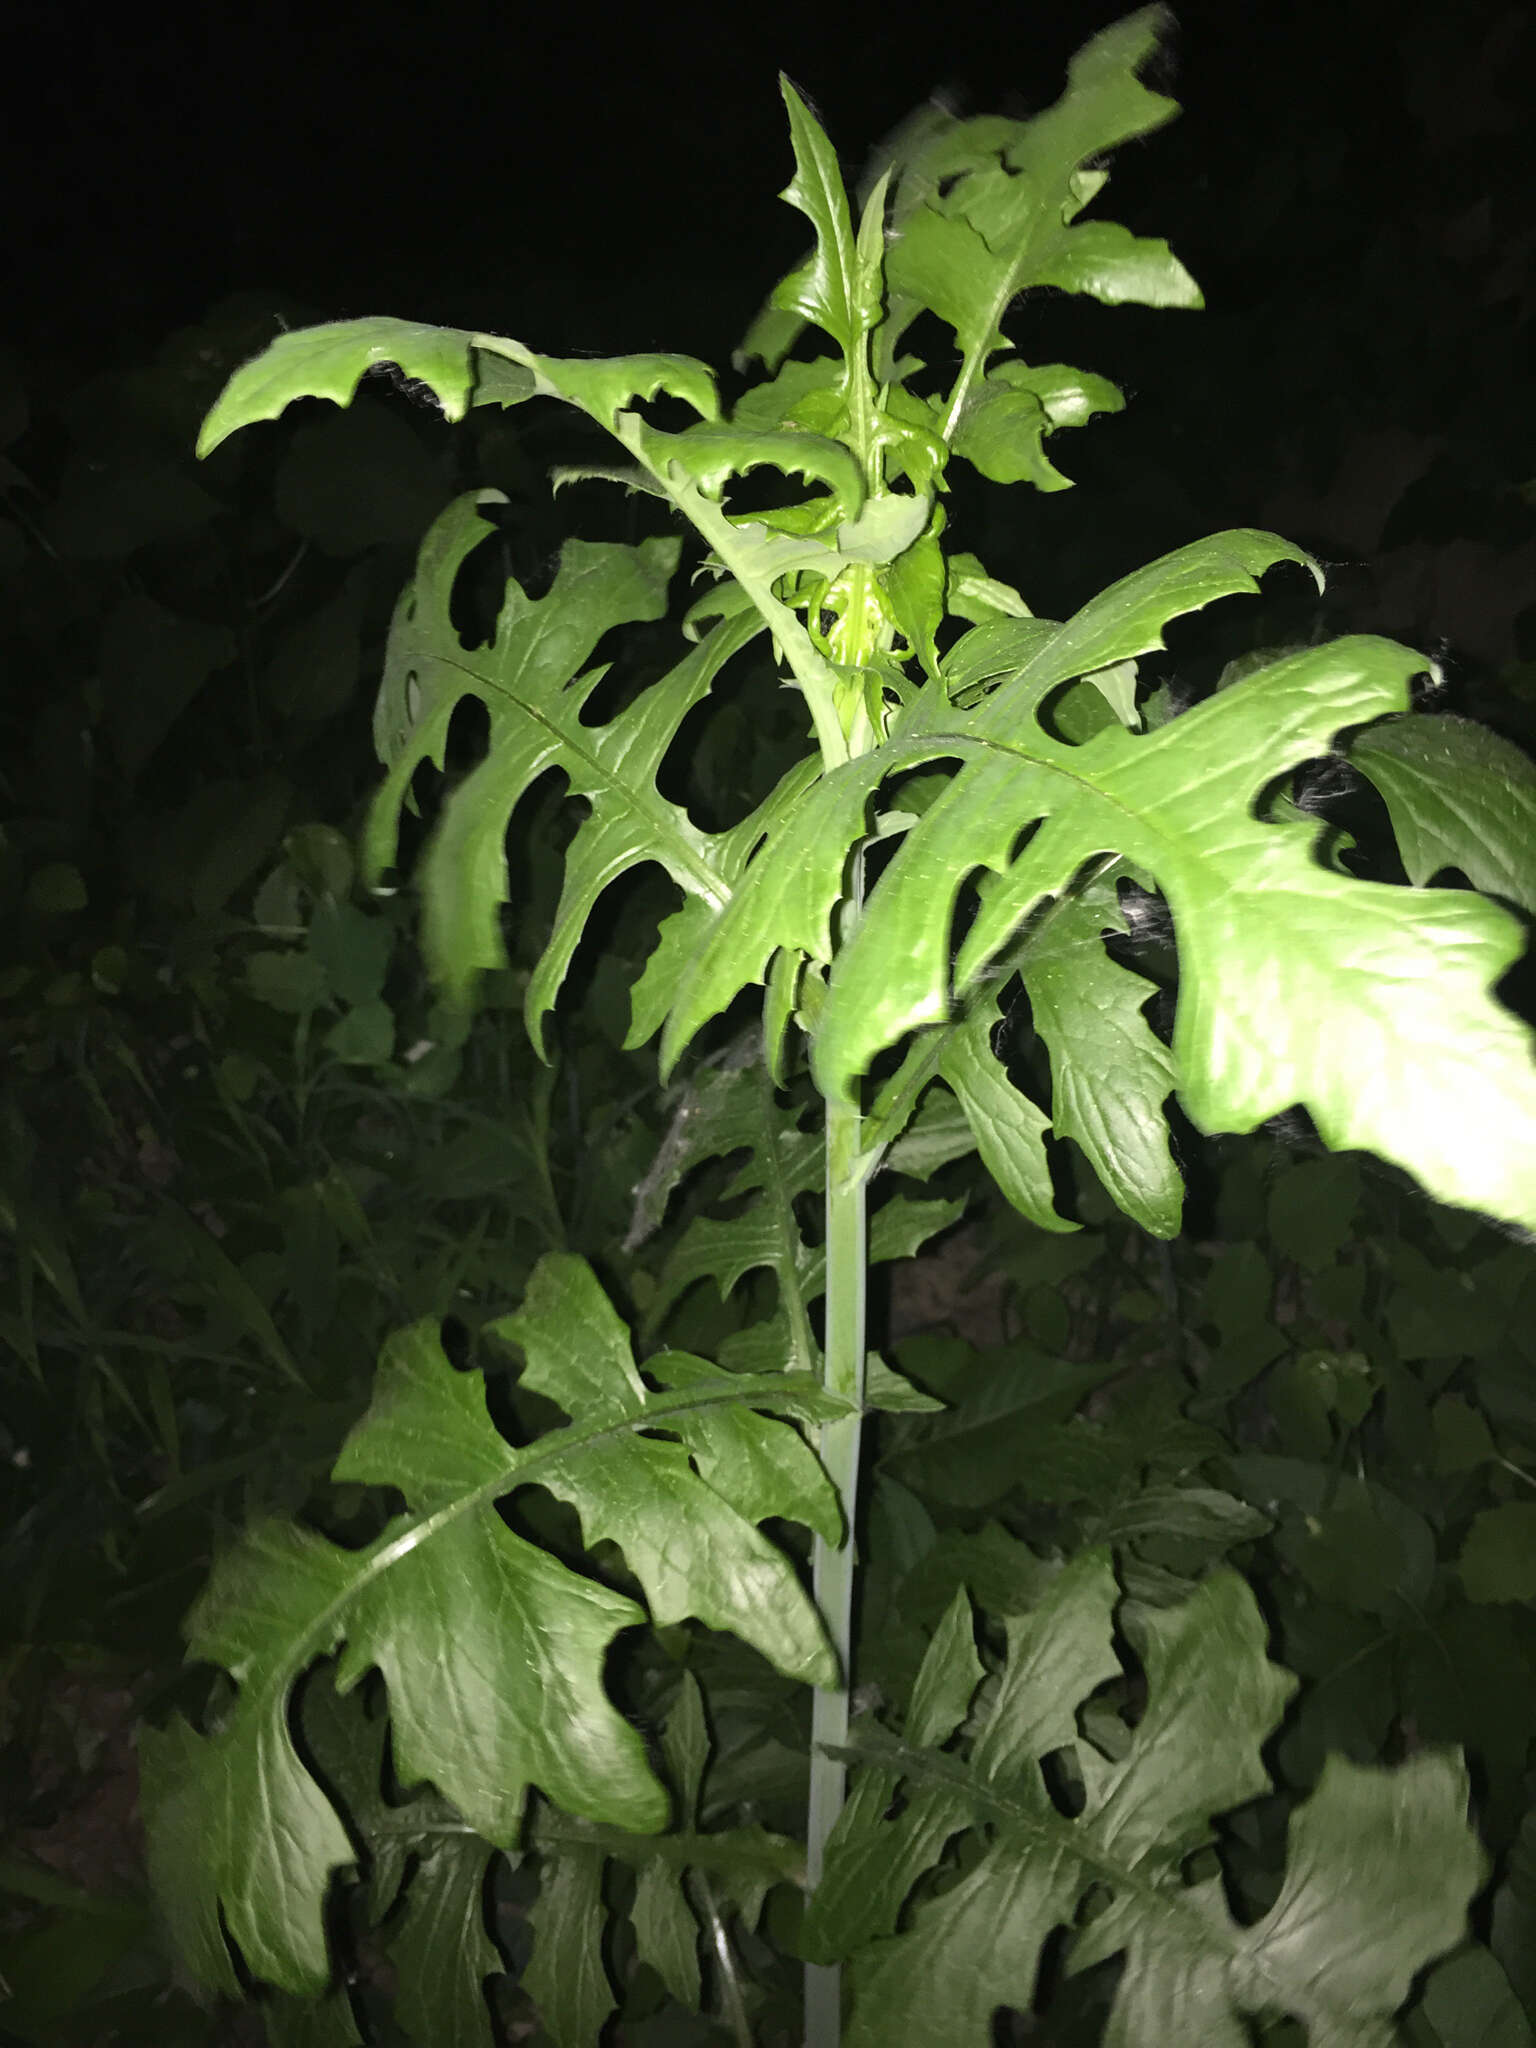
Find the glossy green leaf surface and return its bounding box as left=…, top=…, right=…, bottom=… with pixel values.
left=829, top=631, right=1536, bottom=1232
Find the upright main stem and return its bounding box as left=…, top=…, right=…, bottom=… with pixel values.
left=804, top=1083, right=868, bottom=2046
left=805, top=274, right=882, bottom=2043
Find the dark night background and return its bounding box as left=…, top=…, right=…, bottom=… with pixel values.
left=6, top=0, right=1533, bottom=650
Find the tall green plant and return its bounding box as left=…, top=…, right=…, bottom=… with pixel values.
left=141, top=12, right=1536, bottom=2044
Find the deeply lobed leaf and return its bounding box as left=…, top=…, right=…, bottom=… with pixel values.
left=141, top=1255, right=846, bottom=1995
left=809, top=1553, right=1484, bottom=2045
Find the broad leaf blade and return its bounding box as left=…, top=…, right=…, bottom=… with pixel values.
left=815, top=623, right=1536, bottom=1235
left=143, top=1257, right=844, bottom=1994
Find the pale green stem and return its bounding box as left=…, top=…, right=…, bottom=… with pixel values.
left=804, top=1051, right=869, bottom=2045
left=803, top=290, right=884, bottom=2044
left=803, top=895, right=871, bottom=2027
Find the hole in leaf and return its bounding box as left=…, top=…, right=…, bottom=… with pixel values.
left=1004, top=816, right=1042, bottom=869
left=1113, top=877, right=1173, bottom=951
left=577, top=615, right=681, bottom=731
left=1250, top=749, right=1404, bottom=882
left=791, top=1188, right=825, bottom=1250
left=1017, top=1921, right=1073, bottom=2031
left=601, top=1626, right=666, bottom=1754
left=655, top=636, right=808, bottom=830
left=439, top=1314, right=472, bottom=1372
left=157, top=1660, right=235, bottom=1734
left=447, top=516, right=517, bottom=648
left=530, top=854, right=678, bottom=1038
left=496, top=1482, right=593, bottom=1576
left=495, top=764, right=573, bottom=969
left=625, top=388, right=712, bottom=437
left=1495, top=935, right=1536, bottom=1041
left=216, top=1900, right=261, bottom=1998
left=1038, top=1744, right=1085, bottom=1819
left=1034, top=677, right=1104, bottom=745
left=988, top=971, right=1031, bottom=1066
left=287, top=1663, right=373, bottom=1871
left=442, top=692, right=492, bottom=782
left=483, top=1345, right=567, bottom=1445
left=1260, top=1101, right=1322, bottom=1153
left=1102, top=879, right=1177, bottom=1047
left=882, top=761, right=957, bottom=826
left=301, top=1482, right=408, bottom=1547
left=406, top=754, right=441, bottom=833
left=1075, top=1880, right=1112, bottom=1926
left=1078, top=1674, right=1142, bottom=1759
